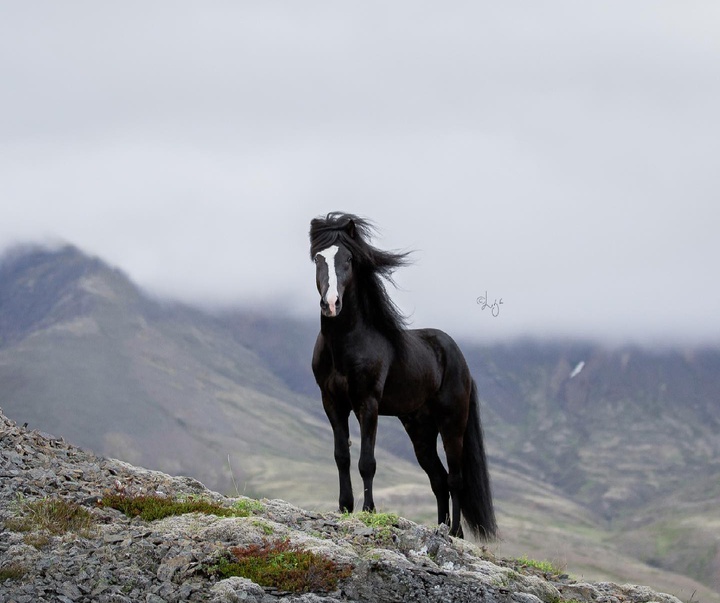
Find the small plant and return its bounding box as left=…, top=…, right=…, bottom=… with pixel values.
left=340, top=511, right=399, bottom=545
left=208, top=538, right=352, bottom=593
left=352, top=511, right=399, bottom=529
left=234, top=498, right=265, bottom=515
left=0, top=562, right=28, bottom=582
left=514, top=555, right=563, bottom=576
left=5, top=497, right=96, bottom=538
left=100, top=494, right=259, bottom=522
left=252, top=519, right=275, bottom=535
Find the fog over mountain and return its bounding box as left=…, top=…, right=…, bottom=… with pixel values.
left=1, top=3, right=719, bottom=345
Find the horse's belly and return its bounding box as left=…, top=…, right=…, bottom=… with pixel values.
left=377, top=389, right=427, bottom=416
left=377, top=352, right=441, bottom=416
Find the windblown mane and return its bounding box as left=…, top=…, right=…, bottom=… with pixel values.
left=309, top=212, right=411, bottom=353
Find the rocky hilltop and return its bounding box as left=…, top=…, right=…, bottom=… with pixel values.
left=0, top=409, right=681, bottom=603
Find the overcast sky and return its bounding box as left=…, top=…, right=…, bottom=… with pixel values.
left=1, top=2, right=719, bottom=346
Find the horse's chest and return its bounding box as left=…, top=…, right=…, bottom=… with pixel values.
left=324, top=350, right=387, bottom=399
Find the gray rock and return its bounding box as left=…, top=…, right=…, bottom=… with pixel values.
left=210, top=577, right=266, bottom=603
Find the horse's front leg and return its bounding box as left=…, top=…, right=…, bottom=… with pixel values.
left=356, top=396, right=379, bottom=512
left=323, top=396, right=354, bottom=513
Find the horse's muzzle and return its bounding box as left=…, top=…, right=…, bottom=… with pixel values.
left=320, top=294, right=342, bottom=317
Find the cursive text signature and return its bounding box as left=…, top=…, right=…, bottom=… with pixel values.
left=476, top=292, right=503, bottom=317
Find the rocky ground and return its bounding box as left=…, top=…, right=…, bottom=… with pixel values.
left=0, top=408, right=683, bottom=603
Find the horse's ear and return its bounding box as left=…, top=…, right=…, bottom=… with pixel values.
left=345, top=219, right=357, bottom=239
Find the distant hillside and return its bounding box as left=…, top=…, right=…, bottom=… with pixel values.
left=464, top=341, right=720, bottom=515
left=0, top=244, right=718, bottom=602
left=462, top=342, right=720, bottom=597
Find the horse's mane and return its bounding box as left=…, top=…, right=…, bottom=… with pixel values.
left=309, top=212, right=411, bottom=353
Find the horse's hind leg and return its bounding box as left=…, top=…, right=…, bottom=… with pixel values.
left=436, top=392, right=468, bottom=538
left=400, top=412, right=450, bottom=528
left=439, top=428, right=465, bottom=538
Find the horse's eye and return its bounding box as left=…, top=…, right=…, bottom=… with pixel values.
left=346, top=256, right=352, bottom=264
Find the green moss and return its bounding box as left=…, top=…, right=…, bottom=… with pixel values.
left=100, top=493, right=258, bottom=521
left=252, top=519, right=275, bottom=535
left=208, top=538, right=352, bottom=593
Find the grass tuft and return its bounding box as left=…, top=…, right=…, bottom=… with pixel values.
left=514, top=555, right=564, bottom=576
left=5, top=497, right=95, bottom=538
left=233, top=498, right=265, bottom=515
left=208, top=538, right=352, bottom=593
left=349, top=511, right=399, bottom=529
left=100, top=494, right=260, bottom=522
left=0, top=562, right=28, bottom=582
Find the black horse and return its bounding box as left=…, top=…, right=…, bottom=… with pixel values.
left=310, top=212, right=496, bottom=539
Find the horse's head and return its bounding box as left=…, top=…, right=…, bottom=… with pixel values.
left=314, top=241, right=354, bottom=318
left=310, top=212, right=410, bottom=322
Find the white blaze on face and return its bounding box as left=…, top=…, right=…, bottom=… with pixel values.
left=317, top=245, right=339, bottom=316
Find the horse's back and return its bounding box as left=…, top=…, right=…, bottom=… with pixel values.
left=409, top=327, right=461, bottom=350
left=408, top=328, right=470, bottom=370
left=412, top=327, right=474, bottom=395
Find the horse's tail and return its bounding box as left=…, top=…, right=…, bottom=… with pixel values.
left=461, top=380, right=497, bottom=540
